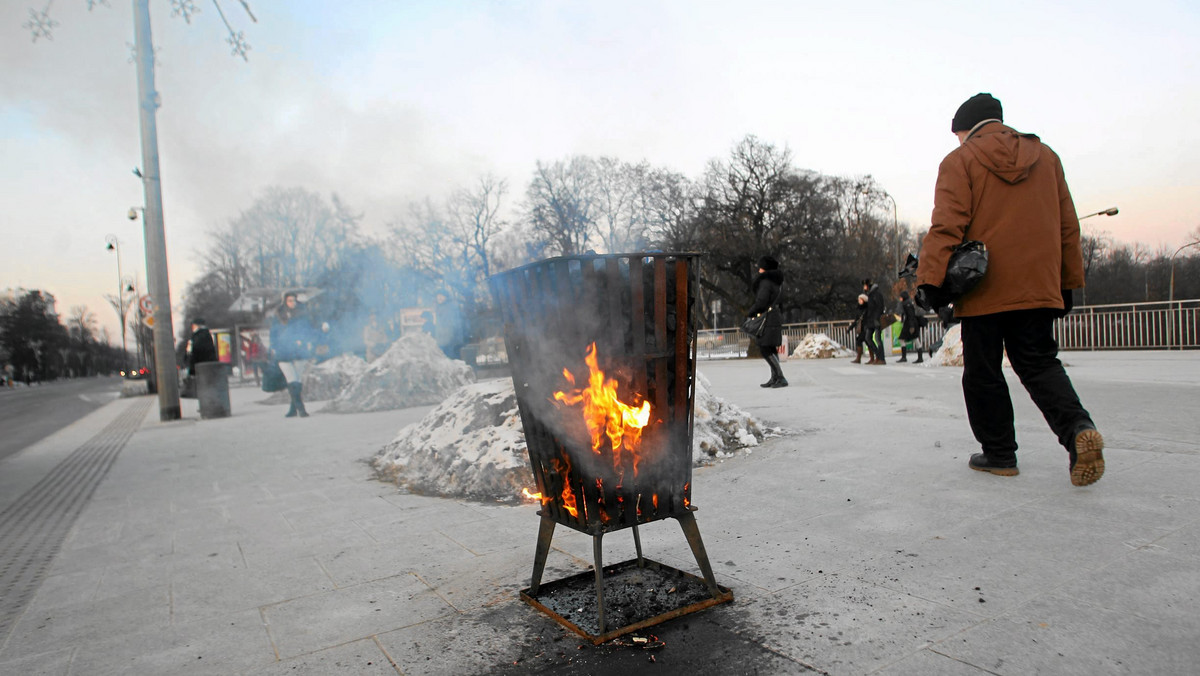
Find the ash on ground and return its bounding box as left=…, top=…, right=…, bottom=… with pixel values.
left=324, top=332, right=474, bottom=413
left=371, top=371, right=772, bottom=502
left=260, top=353, right=370, bottom=404
left=528, top=560, right=718, bottom=637
left=790, top=332, right=852, bottom=359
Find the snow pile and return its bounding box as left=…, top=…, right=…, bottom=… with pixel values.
left=371, top=379, right=529, bottom=501
left=371, top=371, right=771, bottom=502
left=261, top=353, right=371, bottom=404
left=929, top=323, right=1012, bottom=368
left=790, top=332, right=852, bottom=359
left=932, top=324, right=964, bottom=366
left=324, top=332, right=475, bottom=413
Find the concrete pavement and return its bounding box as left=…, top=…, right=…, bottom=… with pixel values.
left=0, top=351, right=1197, bottom=675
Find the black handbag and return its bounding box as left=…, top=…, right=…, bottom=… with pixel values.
left=944, top=240, right=988, bottom=298
left=261, top=360, right=286, bottom=393
left=741, top=306, right=772, bottom=337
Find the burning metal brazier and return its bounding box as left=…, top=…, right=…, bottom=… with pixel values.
left=490, top=252, right=732, bottom=643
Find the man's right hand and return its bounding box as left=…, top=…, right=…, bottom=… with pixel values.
left=916, top=284, right=950, bottom=311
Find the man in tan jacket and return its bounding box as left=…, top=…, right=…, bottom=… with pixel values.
left=917, top=93, right=1104, bottom=487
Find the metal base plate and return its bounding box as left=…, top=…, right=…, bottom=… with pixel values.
left=520, top=558, right=733, bottom=644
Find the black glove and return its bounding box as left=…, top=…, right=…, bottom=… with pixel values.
left=915, top=284, right=950, bottom=311
left=1055, top=289, right=1074, bottom=318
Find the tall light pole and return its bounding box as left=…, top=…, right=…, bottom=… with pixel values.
left=1167, top=239, right=1199, bottom=350
left=883, top=192, right=900, bottom=275
left=132, top=0, right=181, bottom=420
left=104, top=235, right=128, bottom=373
left=861, top=188, right=901, bottom=275
left=1077, top=207, right=1119, bottom=305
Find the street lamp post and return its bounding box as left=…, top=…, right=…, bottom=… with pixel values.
left=1168, top=239, right=1200, bottom=349
left=1077, top=207, right=1119, bottom=305
left=883, top=192, right=900, bottom=276
left=861, top=187, right=901, bottom=276
left=105, top=235, right=128, bottom=374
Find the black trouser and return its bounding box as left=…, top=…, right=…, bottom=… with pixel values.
left=960, top=309, right=1093, bottom=462
left=863, top=325, right=883, bottom=360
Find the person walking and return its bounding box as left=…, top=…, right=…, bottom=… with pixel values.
left=896, top=291, right=925, bottom=364
left=747, top=256, right=787, bottom=388
left=862, top=279, right=887, bottom=365
left=850, top=293, right=869, bottom=364
left=916, top=92, right=1103, bottom=486
left=270, top=291, right=316, bottom=418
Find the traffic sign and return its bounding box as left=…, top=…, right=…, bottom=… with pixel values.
left=143, top=315, right=155, bottom=328
left=138, top=294, right=154, bottom=314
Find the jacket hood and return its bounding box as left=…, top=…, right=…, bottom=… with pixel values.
left=963, top=123, right=1044, bottom=185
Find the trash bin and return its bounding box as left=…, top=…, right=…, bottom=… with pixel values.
left=195, top=362, right=231, bottom=419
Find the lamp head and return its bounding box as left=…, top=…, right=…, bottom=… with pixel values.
left=127, top=208, right=139, bottom=221
left=1103, top=207, right=1119, bottom=216
left=106, top=242, right=115, bottom=251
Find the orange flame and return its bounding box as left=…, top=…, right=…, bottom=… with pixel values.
left=522, top=488, right=551, bottom=505
left=552, top=457, right=579, bottom=518
left=554, top=343, right=651, bottom=476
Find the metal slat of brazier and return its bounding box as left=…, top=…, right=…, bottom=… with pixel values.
left=489, top=253, right=732, bottom=643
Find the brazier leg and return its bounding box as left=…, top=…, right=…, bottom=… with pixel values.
left=529, top=512, right=556, bottom=595
left=592, top=532, right=606, bottom=635
left=632, top=524, right=644, bottom=568
left=676, top=510, right=722, bottom=598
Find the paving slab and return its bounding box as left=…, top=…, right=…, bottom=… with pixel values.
left=0, top=352, right=1196, bottom=675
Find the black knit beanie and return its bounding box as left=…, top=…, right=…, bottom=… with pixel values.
left=757, top=255, right=779, bottom=271
left=951, top=93, right=1003, bottom=133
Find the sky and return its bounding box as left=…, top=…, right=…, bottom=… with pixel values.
left=3, top=0, right=1199, bottom=346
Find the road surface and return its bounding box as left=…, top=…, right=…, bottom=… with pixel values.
left=0, top=376, right=124, bottom=461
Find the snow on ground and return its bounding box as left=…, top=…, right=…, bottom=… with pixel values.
left=925, top=323, right=1012, bottom=368
left=371, top=370, right=773, bottom=502
left=790, top=333, right=853, bottom=359
left=323, top=333, right=474, bottom=413
left=932, top=324, right=964, bottom=366
left=261, top=353, right=371, bottom=404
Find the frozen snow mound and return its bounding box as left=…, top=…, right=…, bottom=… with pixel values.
left=324, top=332, right=474, bottom=413
left=372, top=379, right=528, bottom=501
left=371, top=371, right=771, bottom=502
left=932, top=324, right=964, bottom=366
left=928, top=323, right=1011, bottom=368
left=260, top=353, right=371, bottom=404
left=791, top=332, right=852, bottom=359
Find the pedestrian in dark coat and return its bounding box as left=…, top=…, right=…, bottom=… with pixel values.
left=850, top=294, right=869, bottom=363
left=187, top=318, right=218, bottom=375
left=269, top=291, right=316, bottom=418
left=916, top=92, right=1102, bottom=486
left=897, top=292, right=925, bottom=363
left=862, top=279, right=887, bottom=364
left=747, top=256, right=787, bottom=388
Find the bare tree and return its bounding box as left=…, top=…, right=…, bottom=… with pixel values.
left=524, top=157, right=598, bottom=256
left=67, top=305, right=97, bottom=343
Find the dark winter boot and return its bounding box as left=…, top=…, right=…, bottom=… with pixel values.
left=290, top=383, right=309, bottom=418
left=914, top=349, right=924, bottom=364
left=285, top=384, right=298, bottom=418
left=851, top=346, right=863, bottom=364
left=899, top=346, right=908, bottom=363
left=766, top=352, right=788, bottom=388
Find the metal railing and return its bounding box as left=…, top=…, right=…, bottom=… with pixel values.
left=695, top=299, right=1200, bottom=359
left=467, top=299, right=1199, bottom=366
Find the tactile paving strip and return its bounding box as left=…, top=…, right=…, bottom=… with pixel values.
left=0, top=398, right=151, bottom=647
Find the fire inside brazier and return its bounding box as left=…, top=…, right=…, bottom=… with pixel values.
left=489, top=252, right=732, bottom=644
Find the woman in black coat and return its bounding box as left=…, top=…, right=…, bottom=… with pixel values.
left=747, top=256, right=787, bottom=388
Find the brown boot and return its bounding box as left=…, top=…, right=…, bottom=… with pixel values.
left=851, top=346, right=863, bottom=364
